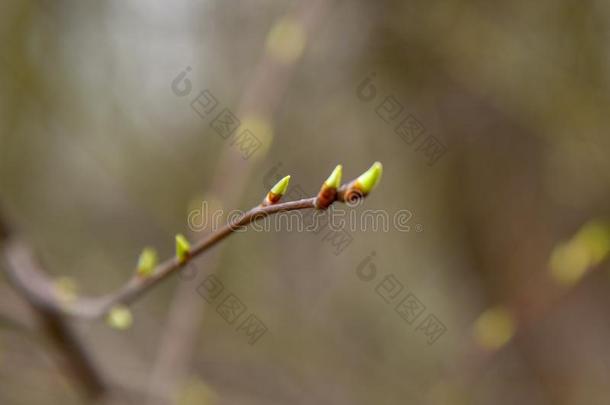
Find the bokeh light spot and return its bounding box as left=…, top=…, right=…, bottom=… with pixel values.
left=473, top=306, right=516, bottom=351
left=549, top=220, right=610, bottom=286
left=265, top=17, right=307, bottom=64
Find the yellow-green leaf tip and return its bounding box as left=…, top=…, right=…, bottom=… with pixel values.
left=270, top=175, right=291, bottom=196
left=356, top=162, right=383, bottom=194
left=175, top=234, right=191, bottom=263
left=324, top=164, right=343, bottom=189
left=137, top=247, right=158, bottom=277
left=106, top=306, right=133, bottom=330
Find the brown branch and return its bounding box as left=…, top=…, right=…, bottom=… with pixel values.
left=0, top=195, right=321, bottom=399
left=6, top=197, right=326, bottom=321
left=1, top=162, right=376, bottom=400
left=2, top=236, right=108, bottom=399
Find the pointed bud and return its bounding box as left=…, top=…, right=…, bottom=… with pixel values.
left=355, top=162, right=382, bottom=195
left=264, top=175, right=291, bottom=205
left=316, top=165, right=342, bottom=210
left=175, top=234, right=191, bottom=264
left=106, top=305, right=133, bottom=330
left=271, top=175, right=291, bottom=196
left=339, top=161, right=383, bottom=204
left=136, top=247, right=158, bottom=277
left=324, top=165, right=342, bottom=189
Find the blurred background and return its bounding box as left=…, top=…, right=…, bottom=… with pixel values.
left=1, top=0, right=610, bottom=404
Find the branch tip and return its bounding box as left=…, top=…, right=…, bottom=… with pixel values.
left=355, top=161, right=383, bottom=194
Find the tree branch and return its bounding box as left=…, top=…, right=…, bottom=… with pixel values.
left=7, top=197, right=320, bottom=320
left=1, top=219, right=108, bottom=399
left=2, top=154, right=382, bottom=326
left=1, top=160, right=381, bottom=401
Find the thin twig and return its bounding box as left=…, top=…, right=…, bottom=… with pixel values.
left=1, top=227, right=108, bottom=398
left=5, top=197, right=320, bottom=320
left=1, top=160, right=376, bottom=401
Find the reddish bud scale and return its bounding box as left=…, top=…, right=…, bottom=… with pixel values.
left=338, top=181, right=366, bottom=204
left=315, top=184, right=337, bottom=210
left=263, top=191, right=282, bottom=206
left=178, top=252, right=191, bottom=265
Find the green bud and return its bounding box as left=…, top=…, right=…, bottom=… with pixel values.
left=175, top=234, right=191, bottom=264
left=324, top=164, right=342, bottom=189
left=137, top=247, right=158, bottom=277
left=270, top=175, right=291, bottom=196
left=265, top=175, right=291, bottom=205
left=355, top=162, right=382, bottom=194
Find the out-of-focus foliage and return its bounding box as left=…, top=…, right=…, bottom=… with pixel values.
left=1, top=0, right=610, bottom=404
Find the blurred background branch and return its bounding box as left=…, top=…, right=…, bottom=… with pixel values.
left=1, top=214, right=108, bottom=399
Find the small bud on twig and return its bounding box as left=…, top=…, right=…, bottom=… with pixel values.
left=175, top=234, right=191, bottom=264
left=136, top=247, right=158, bottom=277
left=263, top=175, right=291, bottom=206
left=316, top=164, right=342, bottom=209
left=339, top=162, right=383, bottom=204
left=106, top=305, right=133, bottom=330
left=355, top=161, right=382, bottom=194
left=325, top=164, right=343, bottom=189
